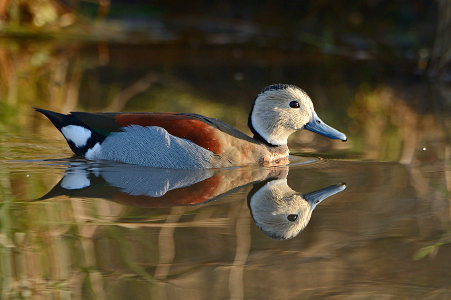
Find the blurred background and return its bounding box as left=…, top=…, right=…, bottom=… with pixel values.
left=0, top=1, right=450, bottom=299
left=0, top=0, right=449, bottom=160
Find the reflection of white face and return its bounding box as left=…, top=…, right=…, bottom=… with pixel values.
left=250, top=179, right=314, bottom=240
left=250, top=85, right=314, bottom=145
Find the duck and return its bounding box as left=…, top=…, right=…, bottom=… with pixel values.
left=35, top=84, right=347, bottom=169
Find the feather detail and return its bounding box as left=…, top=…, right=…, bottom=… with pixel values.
left=35, top=108, right=107, bottom=156
left=114, top=113, right=222, bottom=153
left=67, top=112, right=227, bottom=154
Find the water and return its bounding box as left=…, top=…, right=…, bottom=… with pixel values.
left=0, top=40, right=450, bottom=299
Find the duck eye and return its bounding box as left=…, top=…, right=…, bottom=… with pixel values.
left=289, top=101, right=300, bottom=108
left=287, top=214, right=298, bottom=222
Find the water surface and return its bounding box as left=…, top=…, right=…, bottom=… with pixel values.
left=0, top=40, right=449, bottom=299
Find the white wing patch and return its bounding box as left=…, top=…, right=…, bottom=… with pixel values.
left=85, top=143, right=101, bottom=160
left=61, top=125, right=92, bottom=147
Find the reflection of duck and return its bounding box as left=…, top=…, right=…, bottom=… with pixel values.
left=40, top=161, right=346, bottom=240
left=35, top=84, right=346, bottom=169
left=40, top=161, right=286, bottom=207
left=248, top=179, right=346, bottom=240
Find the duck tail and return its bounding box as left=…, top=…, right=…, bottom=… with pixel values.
left=34, top=107, right=76, bottom=129
left=34, top=108, right=105, bottom=157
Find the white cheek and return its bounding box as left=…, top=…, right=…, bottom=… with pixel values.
left=251, top=113, right=266, bottom=137
left=251, top=111, right=289, bottom=145
left=297, top=106, right=312, bottom=127
left=61, top=125, right=92, bottom=147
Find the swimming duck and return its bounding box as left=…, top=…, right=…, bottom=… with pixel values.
left=36, top=84, right=347, bottom=169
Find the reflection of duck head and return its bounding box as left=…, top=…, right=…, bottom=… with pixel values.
left=249, top=179, right=346, bottom=240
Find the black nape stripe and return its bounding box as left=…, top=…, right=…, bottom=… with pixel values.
left=247, top=103, right=278, bottom=147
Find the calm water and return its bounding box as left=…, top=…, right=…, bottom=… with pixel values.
left=0, top=40, right=450, bottom=299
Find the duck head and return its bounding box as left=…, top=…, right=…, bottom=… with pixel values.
left=249, top=179, right=346, bottom=240
left=249, top=84, right=347, bottom=146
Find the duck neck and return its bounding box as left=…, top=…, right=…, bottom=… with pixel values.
left=258, top=144, right=289, bottom=166
left=248, top=101, right=294, bottom=146
left=268, top=144, right=289, bottom=155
